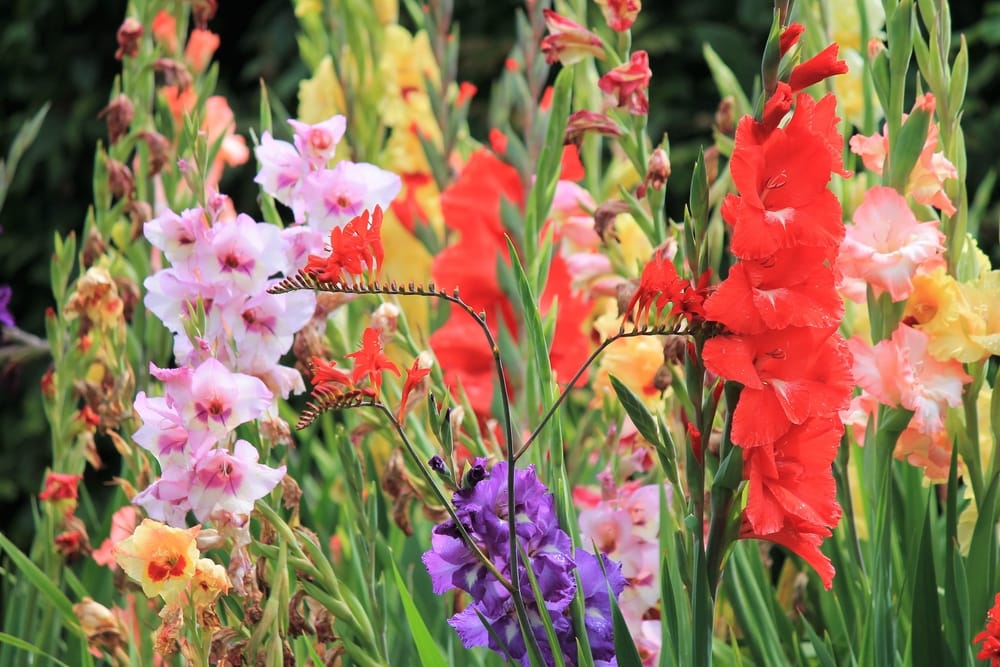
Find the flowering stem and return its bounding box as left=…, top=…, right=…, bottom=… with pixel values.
left=513, top=324, right=687, bottom=461
left=368, top=400, right=516, bottom=592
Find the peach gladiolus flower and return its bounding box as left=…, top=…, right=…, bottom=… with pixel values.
left=114, top=519, right=200, bottom=604
left=849, top=323, right=970, bottom=435
left=203, top=96, right=249, bottom=186
left=151, top=11, right=178, bottom=53
left=837, top=186, right=945, bottom=302
left=184, top=28, right=220, bottom=74
left=190, top=558, right=230, bottom=609
left=848, top=93, right=958, bottom=215
left=92, top=506, right=139, bottom=568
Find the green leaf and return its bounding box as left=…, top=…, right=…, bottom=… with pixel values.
left=701, top=45, right=751, bottom=120
left=910, top=497, right=950, bottom=667
left=505, top=236, right=553, bottom=396
left=723, top=542, right=790, bottom=667
left=887, top=107, right=930, bottom=192
left=608, top=374, right=662, bottom=450
left=610, top=583, right=644, bottom=667
left=967, top=473, right=1000, bottom=629
left=390, top=560, right=448, bottom=667
left=948, top=36, right=969, bottom=118
left=943, top=448, right=970, bottom=666
left=0, top=533, right=77, bottom=626
left=0, top=632, right=73, bottom=667
left=801, top=618, right=837, bottom=667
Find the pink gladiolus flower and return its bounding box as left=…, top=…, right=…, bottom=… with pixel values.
left=595, top=0, right=641, bottom=32
left=187, top=440, right=286, bottom=523
left=849, top=323, right=971, bottom=435
left=92, top=506, right=140, bottom=568
left=204, top=214, right=285, bottom=294
left=295, top=161, right=401, bottom=233
left=837, top=186, right=945, bottom=302
left=144, top=207, right=211, bottom=269
left=255, top=132, right=309, bottom=204
left=288, top=115, right=346, bottom=168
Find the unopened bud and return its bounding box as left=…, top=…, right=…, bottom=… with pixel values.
left=99, top=95, right=134, bottom=144
left=703, top=145, right=719, bottom=185
left=593, top=200, right=629, bottom=243
left=139, top=130, right=170, bottom=176
left=106, top=159, right=134, bottom=200
left=74, top=597, right=125, bottom=653
left=564, top=110, right=623, bottom=147
left=191, top=0, right=218, bottom=28
left=652, top=364, right=672, bottom=392
left=82, top=227, right=107, bottom=269
left=867, top=38, right=886, bottom=61
left=124, top=199, right=152, bottom=241
left=644, top=148, right=671, bottom=192
left=196, top=529, right=226, bottom=552
left=281, top=475, right=302, bottom=512
left=154, top=58, right=193, bottom=91
left=115, top=18, right=143, bottom=60
left=715, top=96, right=735, bottom=136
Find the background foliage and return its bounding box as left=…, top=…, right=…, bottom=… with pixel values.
left=1, top=0, right=997, bottom=551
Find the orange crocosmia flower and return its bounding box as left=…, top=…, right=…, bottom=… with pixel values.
left=114, top=519, right=199, bottom=604
left=625, top=248, right=685, bottom=325
left=184, top=28, right=220, bottom=74
left=703, top=327, right=853, bottom=447
left=398, top=356, right=433, bottom=419
left=311, top=356, right=352, bottom=391
left=305, top=206, right=385, bottom=282
left=704, top=246, right=843, bottom=335
left=346, top=327, right=401, bottom=394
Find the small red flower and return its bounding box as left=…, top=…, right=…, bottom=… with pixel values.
left=598, top=51, right=652, bottom=115
left=625, top=249, right=685, bottom=325
left=39, top=473, right=83, bottom=502
left=346, top=327, right=400, bottom=395
left=304, top=206, right=385, bottom=282
left=311, top=356, right=352, bottom=391
left=398, top=357, right=432, bottom=420
left=975, top=594, right=1000, bottom=666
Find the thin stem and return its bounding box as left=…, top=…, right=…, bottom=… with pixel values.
left=513, top=324, right=688, bottom=461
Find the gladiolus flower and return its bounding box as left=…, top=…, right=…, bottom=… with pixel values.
left=114, top=519, right=200, bottom=604
left=625, top=248, right=684, bottom=325
left=837, top=186, right=945, bottom=302
left=541, top=10, right=605, bottom=66
left=598, top=51, right=652, bottom=115
left=975, top=593, right=1000, bottom=666
left=595, top=0, right=641, bottom=32
left=190, top=558, right=230, bottom=609
left=39, top=472, right=83, bottom=503
left=564, top=110, right=623, bottom=146
left=184, top=28, right=220, bottom=74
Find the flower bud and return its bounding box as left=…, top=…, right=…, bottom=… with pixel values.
left=715, top=96, right=735, bottom=136
left=74, top=597, right=125, bottom=653
left=98, top=95, right=134, bottom=144
left=593, top=199, right=629, bottom=243
left=115, top=18, right=143, bottom=60
left=191, top=0, right=218, bottom=28
left=106, top=159, right=134, bottom=200
left=644, top=148, right=671, bottom=192
left=595, top=0, right=641, bottom=31
left=564, top=110, right=622, bottom=147
left=138, top=130, right=170, bottom=176
left=81, top=227, right=107, bottom=270
left=371, top=302, right=400, bottom=337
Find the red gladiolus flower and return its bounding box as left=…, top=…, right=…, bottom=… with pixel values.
left=542, top=253, right=593, bottom=387
left=740, top=516, right=835, bottom=590
left=724, top=93, right=846, bottom=260
left=39, top=473, right=83, bottom=502
left=789, top=43, right=848, bottom=92
left=430, top=317, right=498, bottom=415
left=975, top=594, right=1000, bottom=666
left=598, top=51, right=652, bottom=115
left=742, top=417, right=842, bottom=535
left=346, top=327, right=400, bottom=395
left=704, top=246, right=842, bottom=334
left=702, top=327, right=852, bottom=447
left=779, top=22, right=805, bottom=56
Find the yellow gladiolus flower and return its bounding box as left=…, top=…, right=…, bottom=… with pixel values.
left=114, top=519, right=200, bottom=604
left=906, top=267, right=1000, bottom=363
left=298, top=56, right=346, bottom=124
left=190, top=558, right=230, bottom=610
left=592, top=303, right=665, bottom=408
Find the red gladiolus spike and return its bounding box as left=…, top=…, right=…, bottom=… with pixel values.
left=346, top=327, right=401, bottom=395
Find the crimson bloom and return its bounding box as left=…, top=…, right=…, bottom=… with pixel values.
left=346, top=327, right=401, bottom=395
left=740, top=516, right=836, bottom=590
left=398, top=356, right=432, bottom=420
left=702, top=327, right=853, bottom=447
left=39, top=473, right=83, bottom=502
left=595, top=0, right=641, bottom=31
left=975, top=594, right=1000, bottom=666
left=598, top=51, right=652, bottom=115
left=311, top=356, right=352, bottom=391
left=625, top=249, right=685, bottom=325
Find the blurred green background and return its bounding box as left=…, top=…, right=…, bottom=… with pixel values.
left=1, top=0, right=997, bottom=549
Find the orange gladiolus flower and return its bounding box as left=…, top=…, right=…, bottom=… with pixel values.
left=114, top=519, right=200, bottom=604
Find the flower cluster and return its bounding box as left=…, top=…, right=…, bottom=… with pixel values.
left=132, top=358, right=284, bottom=528
left=423, top=461, right=625, bottom=666
left=578, top=481, right=669, bottom=664
left=255, top=114, right=401, bottom=255
left=144, top=201, right=315, bottom=398
left=701, top=26, right=853, bottom=588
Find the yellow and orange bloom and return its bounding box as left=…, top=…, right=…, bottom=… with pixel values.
left=114, top=519, right=200, bottom=604
left=190, top=558, right=230, bottom=610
